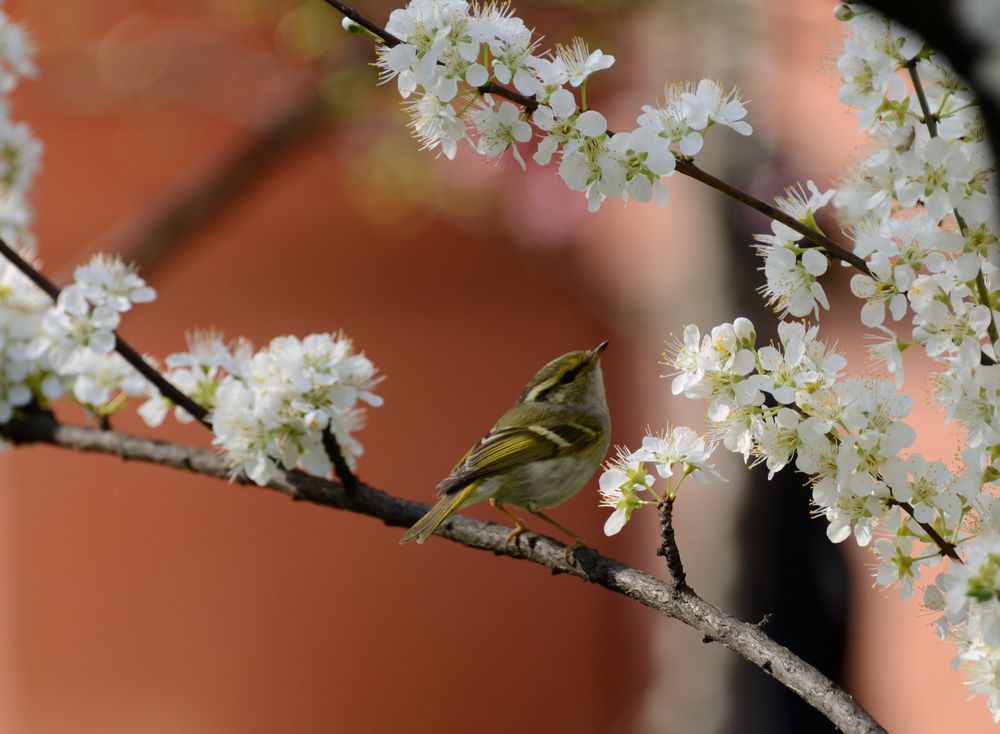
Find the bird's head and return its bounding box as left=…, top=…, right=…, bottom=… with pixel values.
left=518, top=340, right=609, bottom=412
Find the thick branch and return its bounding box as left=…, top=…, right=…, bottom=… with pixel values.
left=2, top=412, right=885, bottom=734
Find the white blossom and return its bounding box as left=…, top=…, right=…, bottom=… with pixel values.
left=680, top=79, right=752, bottom=136
left=403, top=92, right=466, bottom=159
left=553, top=37, right=614, bottom=88
left=470, top=99, right=532, bottom=169
left=211, top=333, right=382, bottom=485
left=634, top=426, right=725, bottom=485
left=598, top=446, right=654, bottom=536
left=755, top=225, right=830, bottom=319
left=73, top=254, right=155, bottom=313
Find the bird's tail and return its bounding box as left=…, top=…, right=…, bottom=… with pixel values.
left=400, top=483, right=479, bottom=545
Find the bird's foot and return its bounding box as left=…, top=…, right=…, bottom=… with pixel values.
left=492, top=498, right=529, bottom=545
left=563, top=538, right=590, bottom=563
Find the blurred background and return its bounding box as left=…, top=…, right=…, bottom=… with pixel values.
left=0, top=0, right=992, bottom=731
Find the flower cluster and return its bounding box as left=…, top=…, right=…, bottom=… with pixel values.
left=664, top=316, right=966, bottom=569
left=0, top=30, right=155, bottom=426
left=0, top=253, right=49, bottom=422
left=3, top=273, right=384, bottom=485
left=598, top=425, right=722, bottom=536
left=662, top=302, right=998, bottom=712
left=0, top=8, right=38, bottom=252
left=27, top=254, right=154, bottom=411
left=826, top=6, right=1000, bottom=716
left=834, top=13, right=997, bottom=367
left=927, top=532, right=1000, bottom=719
left=0, top=9, right=44, bottom=425
left=371, top=0, right=751, bottom=211
left=753, top=182, right=836, bottom=319
left=0, top=252, right=158, bottom=429
left=170, top=332, right=385, bottom=486
left=0, top=9, right=385, bottom=491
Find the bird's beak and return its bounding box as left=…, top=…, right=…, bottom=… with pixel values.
left=588, top=340, right=609, bottom=363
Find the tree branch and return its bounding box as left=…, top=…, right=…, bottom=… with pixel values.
left=891, top=500, right=961, bottom=562
left=61, top=88, right=331, bottom=279
left=673, top=159, right=869, bottom=273
left=905, top=60, right=997, bottom=367
left=325, top=0, right=400, bottom=48
left=655, top=495, right=690, bottom=592
left=0, top=236, right=211, bottom=426
left=861, top=1, right=1000, bottom=169
left=1, top=411, right=885, bottom=734
left=320, top=0, right=868, bottom=274
left=322, top=428, right=359, bottom=492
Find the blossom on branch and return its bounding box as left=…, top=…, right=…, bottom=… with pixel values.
left=210, top=332, right=382, bottom=485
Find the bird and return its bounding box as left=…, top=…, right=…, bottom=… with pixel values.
left=400, top=341, right=611, bottom=552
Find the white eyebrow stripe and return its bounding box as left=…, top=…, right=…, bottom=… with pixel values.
left=526, top=425, right=572, bottom=448
left=526, top=377, right=559, bottom=402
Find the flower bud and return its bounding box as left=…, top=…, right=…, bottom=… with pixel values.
left=833, top=4, right=855, bottom=21
left=733, top=317, right=756, bottom=347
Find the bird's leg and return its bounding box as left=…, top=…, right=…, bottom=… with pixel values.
left=490, top=498, right=529, bottom=543
left=527, top=509, right=589, bottom=560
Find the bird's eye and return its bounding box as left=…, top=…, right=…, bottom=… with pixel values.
left=558, top=368, right=577, bottom=385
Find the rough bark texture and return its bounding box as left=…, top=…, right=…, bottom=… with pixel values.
left=656, top=497, right=690, bottom=592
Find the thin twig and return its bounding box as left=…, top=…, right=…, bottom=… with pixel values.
left=907, top=60, right=938, bottom=137
left=891, top=500, right=961, bottom=562
left=655, top=495, right=690, bottom=592
left=674, top=159, right=870, bottom=273
left=908, top=60, right=998, bottom=367
left=327, top=0, right=540, bottom=111
left=975, top=272, right=999, bottom=357
left=322, top=428, right=359, bottom=492
left=324, top=0, right=400, bottom=47
left=0, top=236, right=211, bottom=426
left=1, top=411, right=886, bottom=734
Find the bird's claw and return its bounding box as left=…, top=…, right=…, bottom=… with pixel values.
left=506, top=526, right=526, bottom=544
left=563, top=539, right=589, bottom=563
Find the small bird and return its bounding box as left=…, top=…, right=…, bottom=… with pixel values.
left=400, top=341, right=611, bottom=550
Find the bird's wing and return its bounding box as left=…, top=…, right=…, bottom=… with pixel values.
left=438, top=420, right=603, bottom=495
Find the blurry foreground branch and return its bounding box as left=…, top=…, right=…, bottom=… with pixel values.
left=61, top=88, right=331, bottom=280
left=2, top=411, right=885, bottom=734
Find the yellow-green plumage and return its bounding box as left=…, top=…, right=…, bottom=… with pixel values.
left=399, top=482, right=481, bottom=544
left=400, top=342, right=611, bottom=545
